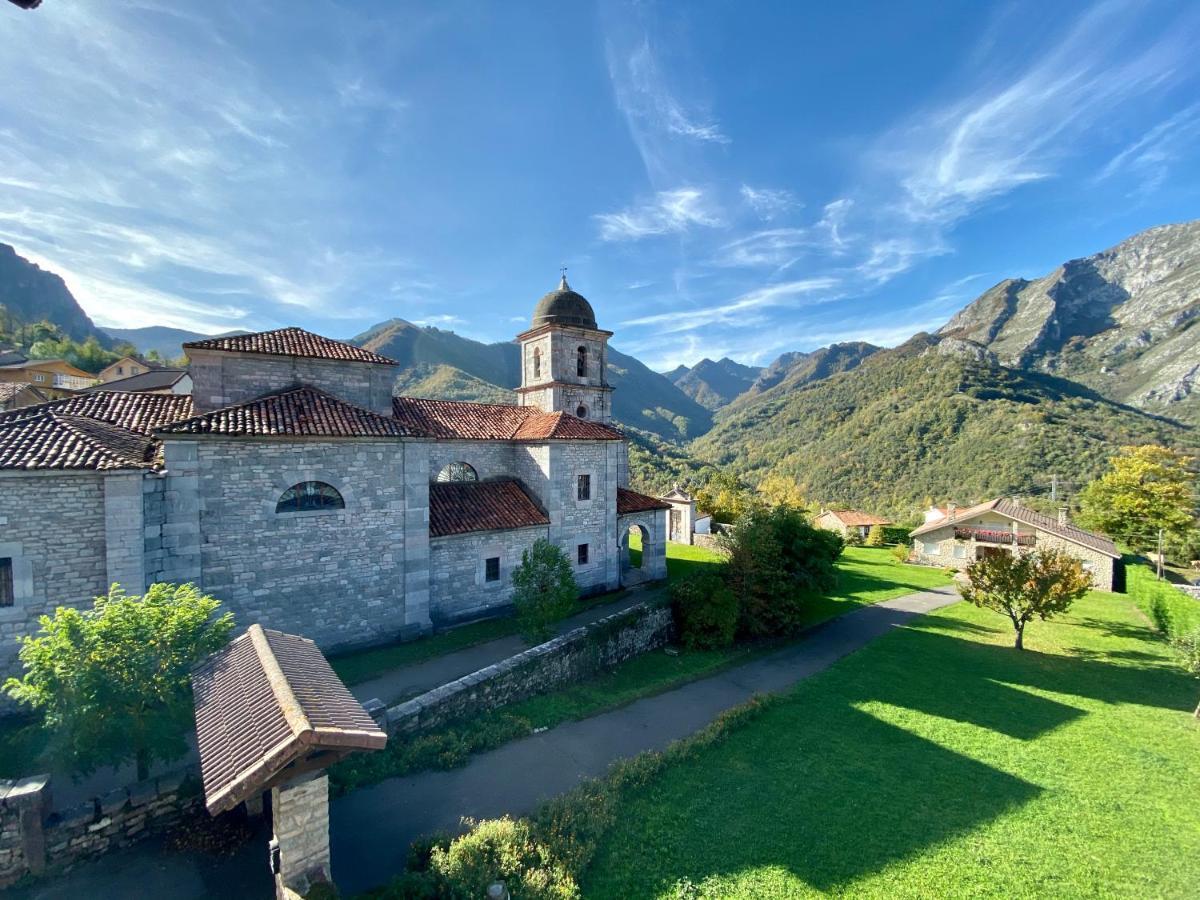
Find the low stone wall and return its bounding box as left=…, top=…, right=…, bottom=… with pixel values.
left=0, top=770, right=203, bottom=887
left=692, top=533, right=723, bottom=552
left=383, top=599, right=676, bottom=735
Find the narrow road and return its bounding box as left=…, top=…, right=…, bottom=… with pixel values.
left=10, top=586, right=957, bottom=899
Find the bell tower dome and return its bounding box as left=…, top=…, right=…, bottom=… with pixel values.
left=516, top=273, right=614, bottom=423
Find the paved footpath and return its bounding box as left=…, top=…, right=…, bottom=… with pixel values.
left=11, top=587, right=956, bottom=899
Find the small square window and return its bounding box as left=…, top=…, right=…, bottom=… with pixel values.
left=577, top=543, right=589, bottom=566
left=577, top=474, right=591, bottom=501
left=485, top=556, right=500, bottom=582
left=0, top=558, right=13, bottom=608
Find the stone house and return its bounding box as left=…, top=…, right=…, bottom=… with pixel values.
left=814, top=509, right=892, bottom=541
left=908, top=498, right=1122, bottom=591
left=0, top=280, right=668, bottom=703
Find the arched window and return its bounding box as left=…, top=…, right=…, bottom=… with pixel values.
left=436, top=461, right=478, bottom=483
left=532, top=347, right=542, bottom=380
left=576, top=404, right=588, bottom=419
left=576, top=345, right=587, bottom=378
left=276, top=481, right=344, bottom=514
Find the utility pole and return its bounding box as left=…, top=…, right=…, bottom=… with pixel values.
left=1050, top=474, right=1058, bottom=502
left=1157, top=528, right=1165, bottom=581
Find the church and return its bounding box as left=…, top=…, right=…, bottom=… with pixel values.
left=0, top=279, right=669, bottom=697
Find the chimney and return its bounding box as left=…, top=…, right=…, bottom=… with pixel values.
left=947, top=501, right=957, bottom=520
left=1058, top=507, right=1069, bottom=526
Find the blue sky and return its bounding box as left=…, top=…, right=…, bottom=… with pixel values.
left=1, top=0, right=1198, bottom=370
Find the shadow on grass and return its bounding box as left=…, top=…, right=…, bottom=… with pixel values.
left=586, top=618, right=1199, bottom=897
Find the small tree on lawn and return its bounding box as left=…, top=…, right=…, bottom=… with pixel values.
left=865, top=524, right=886, bottom=547
left=959, top=549, right=1091, bottom=650
left=511, top=539, right=578, bottom=643
left=3, top=583, right=234, bottom=780
left=1170, top=629, right=1200, bottom=718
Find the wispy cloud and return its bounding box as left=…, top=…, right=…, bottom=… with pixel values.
left=1097, top=103, right=1200, bottom=193
left=621, top=277, right=840, bottom=334
left=740, top=185, right=798, bottom=220
left=595, top=188, right=721, bottom=241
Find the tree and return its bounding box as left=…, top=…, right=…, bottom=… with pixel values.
left=756, top=472, right=810, bottom=511
left=3, top=583, right=234, bottom=780
left=865, top=524, right=886, bottom=546
left=1170, top=629, right=1200, bottom=718
left=723, top=505, right=844, bottom=637
left=511, top=539, right=578, bottom=643
left=958, top=549, right=1091, bottom=650
left=694, top=470, right=754, bottom=524
left=1078, top=445, right=1195, bottom=553
left=671, top=572, right=738, bottom=650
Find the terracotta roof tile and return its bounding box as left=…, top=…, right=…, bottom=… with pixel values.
left=183, top=327, right=397, bottom=365
left=824, top=510, right=893, bottom=527
left=83, top=369, right=188, bottom=393
left=0, top=391, right=194, bottom=434
left=429, top=479, right=549, bottom=537
left=0, top=382, right=48, bottom=406
left=158, top=386, right=411, bottom=438
left=617, top=487, right=671, bottom=514
left=392, top=396, right=623, bottom=441
left=0, top=410, right=155, bottom=470
left=192, top=625, right=386, bottom=814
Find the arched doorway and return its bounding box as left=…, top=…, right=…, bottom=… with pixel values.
left=619, top=523, right=651, bottom=586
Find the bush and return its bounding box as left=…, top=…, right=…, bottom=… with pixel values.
left=883, top=525, right=913, bottom=545
left=1170, top=628, right=1200, bottom=717
left=431, top=816, right=578, bottom=899
left=511, top=539, right=578, bottom=643
left=865, top=525, right=886, bottom=546
left=1149, top=593, right=1173, bottom=634
left=890, top=544, right=910, bottom=564
left=671, top=573, right=738, bottom=650
left=722, top=505, right=844, bottom=638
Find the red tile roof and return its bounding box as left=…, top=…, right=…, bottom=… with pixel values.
left=822, top=510, right=893, bottom=527
left=617, top=487, right=671, bottom=514
left=429, top=479, right=550, bottom=537
left=0, top=391, right=194, bottom=434
left=0, top=410, right=155, bottom=470
left=158, top=386, right=411, bottom=438
left=392, top=396, right=623, bottom=441
left=192, top=624, right=387, bottom=815
left=183, top=327, right=398, bottom=365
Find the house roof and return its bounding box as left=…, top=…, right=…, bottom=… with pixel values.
left=0, top=381, right=48, bottom=406
left=182, top=327, right=398, bottom=366
left=910, top=498, right=1119, bottom=558
left=0, top=391, right=195, bottom=434
left=617, top=487, right=672, bottom=514
left=83, top=369, right=187, bottom=393
left=429, top=479, right=550, bottom=537
left=0, top=409, right=155, bottom=471
left=192, top=624, right=386, bottom=815
left=822, top=509, right=893, bottom=527
left=391, top=396, right=623, bottom=441
left=158, top=386, right=411, bottom=439
left=0, top=357, right=95, bottom=378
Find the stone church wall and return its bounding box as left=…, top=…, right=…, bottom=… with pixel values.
left=428, top=525, right=548, bottom=624
left=548, top=441, right=621, bottom=594
left=158, top=437, right=414, bottom=650
left=427, top=440, right=517, bottom=485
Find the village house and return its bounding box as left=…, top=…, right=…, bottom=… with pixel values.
left=84, top=367, right=192, bottom=395
left=908, top=498, right=1122, bottom=590
left=0, top=278, right=669, bottom=704
left=814, top=509, right=893, bottom=541
left=96, top=355, right=159, bottom=384
left=0, top=381, right=48, bottom=412
left=0, top=356, right=96, bottom=397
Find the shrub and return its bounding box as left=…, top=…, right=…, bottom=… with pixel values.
left=890, top=544, right=911, bottom=564
left=865, top=524, right=886, bottom=546
left=511, top=539, right=578, bottom=643
left=883, top=525, right=913, bottom=545
left=1149, top=593, right=1173, bottom=634
left=671, top=573, right=738, bottom=650
left=1170, top=628, right=1200, bottom=717
left=722, top=505, right=843, bottom=638
left=430, top=816, right=578, bottom=899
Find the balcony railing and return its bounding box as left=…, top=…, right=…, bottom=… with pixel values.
left=954, top=526, right=1035, bottom=547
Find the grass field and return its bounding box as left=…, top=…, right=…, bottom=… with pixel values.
left=582, top=591, right=1200, bottom=898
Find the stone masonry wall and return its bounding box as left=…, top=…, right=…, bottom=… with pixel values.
left=427, top=440, right=517, bottom=485
left=188, top=349, right=396, bottom=416
left=428, top=525, right=548, bottom=624
left=0, top=472, right=111, bottom=697
left=547, top=441, right=621, bottom=594
left=385, top=599, right=675, bottom=735
left=159, top=437, right=415, bottom=651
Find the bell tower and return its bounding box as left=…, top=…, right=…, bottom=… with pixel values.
left=516, top=273, right=614, bottom=423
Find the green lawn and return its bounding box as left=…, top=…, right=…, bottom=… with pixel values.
left=582, top=592, right=1200, bottom=898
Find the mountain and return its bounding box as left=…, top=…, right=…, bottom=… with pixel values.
left=0, top=243, right=111, bottom=345
left=940, top=220, right=1200, bottom=424
left=691, top=332, right=1197, bottom=516
left=100, top=325, right=250, bottom=360
left=393, top=363, right=516, bottom=405
left=668, top=357, right=762, bottom=410
left=736, top=342, right=880, bottom=403
left=349, top=319, right=713, bottom=442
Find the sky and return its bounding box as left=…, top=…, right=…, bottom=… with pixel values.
left=1, top=0, right=1199, bottom=371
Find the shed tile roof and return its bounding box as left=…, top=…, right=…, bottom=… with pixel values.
left=192, top=624, right=386, bottom=814
left=183, top=327, right=398, bottom=365
left=429, top=479, right=549, bottom=537
left=83, top=369, right=187, bottom=393
left=0, top=410, right=155, bottom=470
left=822, top=510, right=893, bottom=527
left=910, top=498, right=1119, bottom=558
left=158, top=386, right=411, bottom=438
left=0, top=391, right=194, bottom=434
left=0, top=382, right=48, bottom=406
left=392, top=396, right=623, bottom=441
left=617, top=487, right=671, bottom=514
